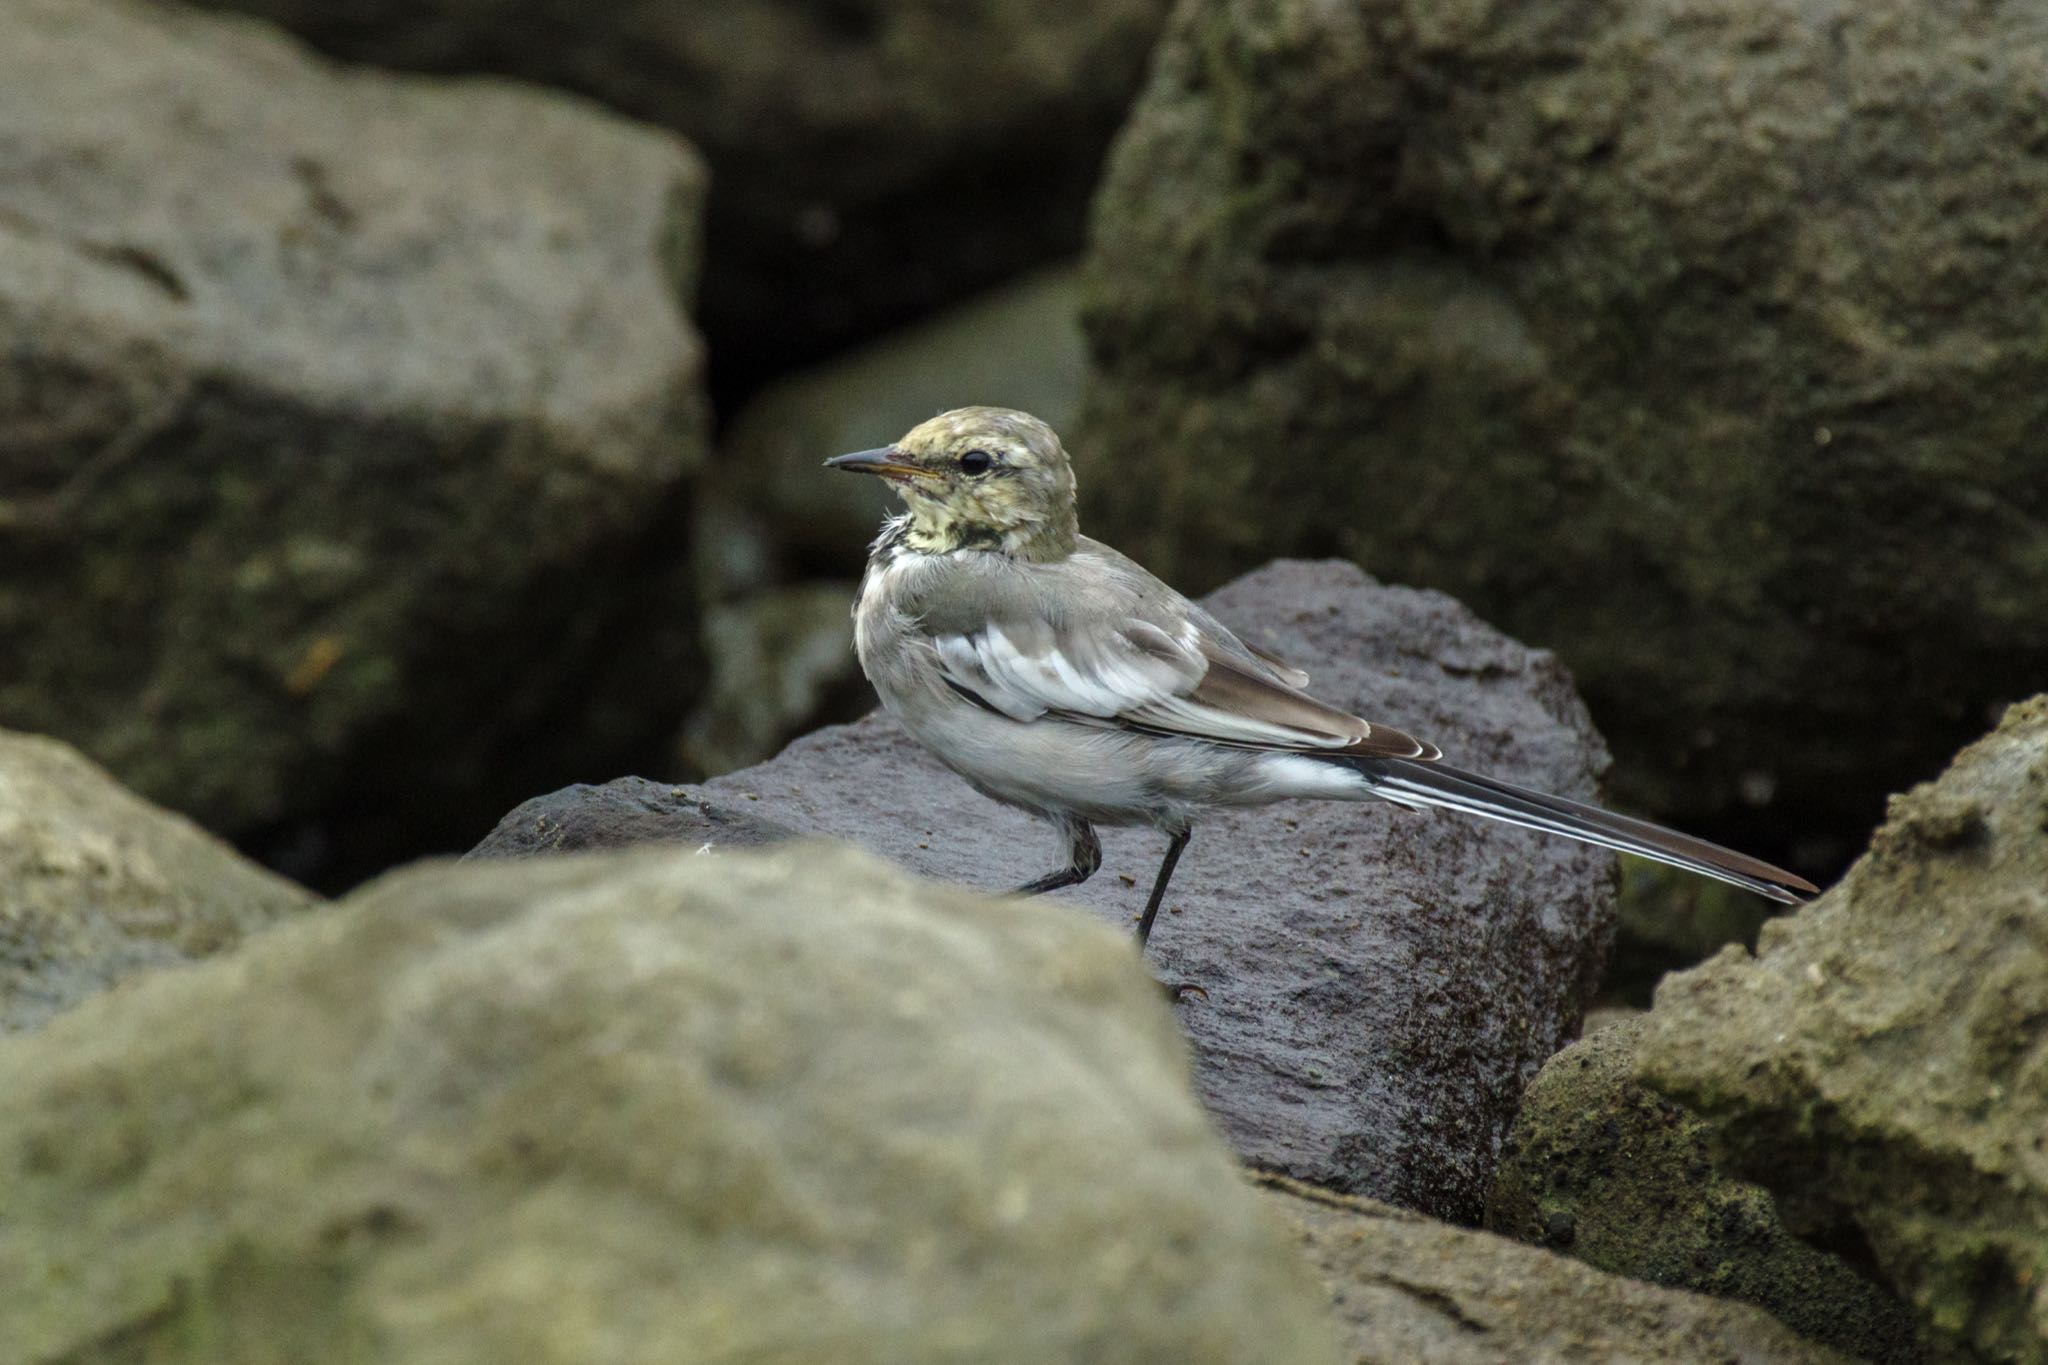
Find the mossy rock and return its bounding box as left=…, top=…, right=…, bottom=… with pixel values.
left=1639, top=696, right=2048, bottom=1362
left=0, top=728, right=317, bottom=1032
left=1080, top=0, right=2048, bottom=863
left=0, top=844, right=1339, bottom=1363
left=1489, top=1019, right=1924, bottom=1362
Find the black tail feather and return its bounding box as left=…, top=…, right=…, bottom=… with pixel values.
left=1345, top=757, right=1819, bottom=904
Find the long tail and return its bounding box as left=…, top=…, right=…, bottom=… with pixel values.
left=1343, top=757, right=1819, bottom=904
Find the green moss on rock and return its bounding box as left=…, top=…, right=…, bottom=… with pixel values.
left=1488, top=1018, right=1924, bottom=1361
left=1638, top=696, right=2048, bottom=1362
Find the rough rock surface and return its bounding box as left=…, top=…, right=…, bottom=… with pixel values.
left=475, top=560, right=1619, bottom=1222
left=153, top=0, right=1170, bottom=393
left=1079, top=0, right=2048, bottom=862
left=467, top=777, right=799, bottom=862
left=0, top=0, right=708, bottom=883
left=1638, top=697, right=2048, bottom=1363
left=1262, top=1175, right=1853, bottom=1364
left=0, top=729, right=316, bottom=1033
left=1488, top=1019, right=1923, bottom=1362
left=0, top=844, right=1339, bottom=1363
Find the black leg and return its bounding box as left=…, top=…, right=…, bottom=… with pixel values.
left=1134, top=828, right=1190, bottom=949
left=1014, top=819, right=1100, bottom=895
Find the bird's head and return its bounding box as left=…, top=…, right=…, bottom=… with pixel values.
left=824, top=407, right=1078, bottom=559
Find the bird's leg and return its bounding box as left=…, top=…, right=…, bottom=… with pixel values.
left=1134, top=828, right=1191, bottom=949
left=1013, top=818, right=1100, bottom=895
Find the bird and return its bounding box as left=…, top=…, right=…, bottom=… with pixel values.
left=826, top=406, right=1817, bottom=949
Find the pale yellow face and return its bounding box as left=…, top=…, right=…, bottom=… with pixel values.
left=840, top=406, right=1079, bottom=556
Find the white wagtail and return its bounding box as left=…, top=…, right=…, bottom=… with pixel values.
left=827, top=407, right=1817, bottom=948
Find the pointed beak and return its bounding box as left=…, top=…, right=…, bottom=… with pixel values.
left=823, top=446, right=935, bottom=481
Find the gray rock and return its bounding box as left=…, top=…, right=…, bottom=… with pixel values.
left=146, top=0, right=1170, bottom=387
left=0, top=0, right=708, bottom=881
left=466, top=777, right=798, bottom=861
left=474, top=559, right=1621, bottom=1222
left=0, top=728, right=317, bottom=1033
left=1264, top=1175, right=1854, bottom=1364
left=1638, top=696, right=2048, bottom=1363
left=0, top=844, right=1339, bottom=1364
left=1487, top=1019, right=1924, bottom=1362
left=1079, top=0, right=2048, bottom=863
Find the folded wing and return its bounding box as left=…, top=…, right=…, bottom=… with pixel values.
left=929, top=611, right=1439, bottom=761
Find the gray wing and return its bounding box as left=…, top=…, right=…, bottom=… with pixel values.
left=912, top=541, right=1440, bottom=761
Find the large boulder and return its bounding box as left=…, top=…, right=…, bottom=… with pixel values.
left=0, top=729, right=316, bottom=1033
left=1264, top=1176, right=1853, bottom=1364
left=148, top=0, right=1172, bottom=393
left=0, top=844, right=1338, bottom=1363
left=0, top=0, right=708, bottom=883
left=1487, top=1018, right=1923, bottom=1362
left=1079, top=0, right=2048, bottom=864
left=476, top=559, right=1621, bottom=1223
left=1637, top=697, right=2048, bottom=1362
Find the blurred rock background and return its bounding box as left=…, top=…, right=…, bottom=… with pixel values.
left=6, top=0, right=2048, bottom=1356
left=1079, top=0, right=2048, bottom=878
left=1, top=0, right=1151, bottom=888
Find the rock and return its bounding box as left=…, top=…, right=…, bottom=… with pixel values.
left=474, top=559, right=1621, bottom=1222
left=466, top=777, right=799, bottom=861
left=1263, top=1175, right=1854, bottom=1364
left=1637, top=696, right=2048, bottom=1362
left=1079, top=0, right=2048, bottom=863
left=149, top=0, right=1170, bottom=394
left=712, top=266, right=1089, bottom=588
left=1487, top=1019, right=1924, bottom=1362
left=0, top=844, right=1339, bottom=1364
left=0, top=729, right=317, bottom=1033
left=0, top=0, right=708, bottom=885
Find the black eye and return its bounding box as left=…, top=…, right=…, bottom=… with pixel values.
left=958, top=449, right=994, bottom=476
